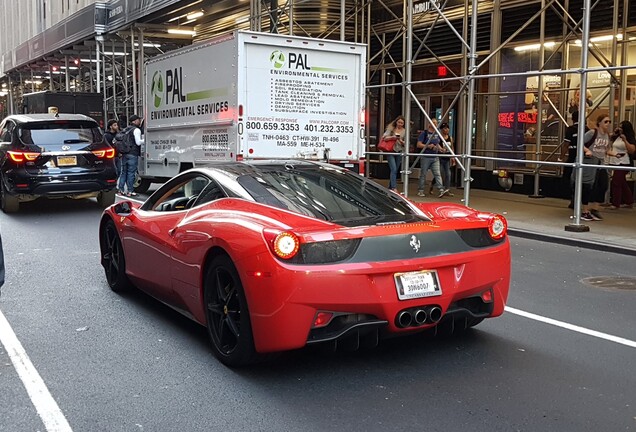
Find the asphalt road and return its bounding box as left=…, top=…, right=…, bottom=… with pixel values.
left=0, top=198, right=634, bottom=432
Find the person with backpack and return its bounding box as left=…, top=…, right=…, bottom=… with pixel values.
left=104, top=119, right=121, bottom=176
left=415, top=118, right=444, bottom=197
left=117, top=114, right=144, bottom=197
left=561, top=110, right=588, bottom=209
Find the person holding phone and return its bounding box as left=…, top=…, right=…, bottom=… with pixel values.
left=416, top=118, right=444, bottom=197
left=608, top=120, right=636, bottom=209
left=382, top=115, right=406, bottom=192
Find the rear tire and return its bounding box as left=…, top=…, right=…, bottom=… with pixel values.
left=100, top=220, right=131, bottom=292
left=97, top=190, right=116, bottom=207
left=1, top=180, right=19, bottom=213
left=204, top=255, right=259, bottom=367
left=134, top=175, right=151, bottom=194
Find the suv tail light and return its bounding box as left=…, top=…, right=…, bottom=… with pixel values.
left=92, top=148, right=116, bottom=159
left=8, top=150, right=40, bottom=162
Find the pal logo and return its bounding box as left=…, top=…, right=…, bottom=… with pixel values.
left=270, top=50, right=286, bottom=69
left=151, top=71, right=164, bottom=108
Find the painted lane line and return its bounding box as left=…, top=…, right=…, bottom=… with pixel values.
left=505, top=306, right=636, bottom=349
left=0, top=310, right=73, bottom=432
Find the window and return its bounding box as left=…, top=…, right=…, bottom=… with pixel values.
left=0, top=121, right=15, bottom=142
left=146, top=174, right=217, bottom=212
left=237, top=164, right=426, bottom=226
left=19, top=121, right=102, bottom=145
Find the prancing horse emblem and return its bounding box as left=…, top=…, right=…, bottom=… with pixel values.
left=409, top=235, right=421, bottom=253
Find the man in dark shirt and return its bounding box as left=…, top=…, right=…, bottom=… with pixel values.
left=104, top=119, right=121, bottom=176
left=561, top=110, right=588, bottom=208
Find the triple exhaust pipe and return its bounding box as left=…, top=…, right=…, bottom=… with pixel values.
left=396, top=306, right=443, bottom=328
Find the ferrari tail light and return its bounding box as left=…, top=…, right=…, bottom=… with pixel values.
left=264, top=230, right=360, bottom=264
left=488, top=214, right=507, bottom=240
left=272, top=231, right=300, bottom=259
left=92, top=148, right=116, bottom=159
left=481, top=289, right=493, bottom=303
left=8, top=150, right=40, bottom=162
left=312, top=311, right=334, bottom=329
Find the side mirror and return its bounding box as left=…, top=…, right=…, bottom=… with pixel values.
left=113, top=201, right=133, bottom=215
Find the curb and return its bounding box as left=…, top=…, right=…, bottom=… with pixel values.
left=507, top=228, right=636, bottom=257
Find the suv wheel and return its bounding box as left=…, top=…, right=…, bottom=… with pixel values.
left=97, top=190, right=116, bottom=207
left=1, top=181, right=19, bottom=213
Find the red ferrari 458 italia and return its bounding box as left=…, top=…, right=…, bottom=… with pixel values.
left=99, top=160, right=510, bottom=366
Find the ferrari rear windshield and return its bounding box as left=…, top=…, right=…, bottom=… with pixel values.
left=18, top=121, right=103, bottom=146
left=237, top=164, right=426, bottom=225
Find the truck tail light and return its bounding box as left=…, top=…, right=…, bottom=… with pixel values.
left=8, top=150, right=40, bottom=162
left=358, top=158, right=365, bottom=175
left=92, top=148, right=116, bottom=159
left=359, top=108, right=366, bottom=125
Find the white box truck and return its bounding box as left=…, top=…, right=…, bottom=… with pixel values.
left=137, top=30, right=367, bottom=192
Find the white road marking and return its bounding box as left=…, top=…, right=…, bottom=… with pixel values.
left=505, top=306, right=636, bottom=348
left=0, top=310, right=73, bottom=432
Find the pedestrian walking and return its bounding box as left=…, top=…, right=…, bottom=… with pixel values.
left=416, top=118, right=444, bottom=197
left=432, top=122, right=455, bottom=197
left=579, top=114, right=621, bottom=221
left=561, top=110, right=588, bottom=208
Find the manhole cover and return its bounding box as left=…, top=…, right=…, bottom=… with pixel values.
left=581, top=276, right=636, bottom=291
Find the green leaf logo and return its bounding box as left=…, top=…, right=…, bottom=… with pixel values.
left=270, top=50, right=286, bottom=69
left=151, top=71, right=164, bottom=108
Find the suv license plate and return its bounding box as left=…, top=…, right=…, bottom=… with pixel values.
left=394, top=270, right=442, bottom=300
left=57, top=156, right=77, bottom=166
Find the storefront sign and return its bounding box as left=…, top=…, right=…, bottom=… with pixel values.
left=498, top=112, right=538, bottom=128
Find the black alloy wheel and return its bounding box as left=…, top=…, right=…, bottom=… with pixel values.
left=204, top=255, right=258, bottom=367
left=100, top=220, right=131, bottom=292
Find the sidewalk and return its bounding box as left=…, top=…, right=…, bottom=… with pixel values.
left=392, top=182, right=636, bottom=255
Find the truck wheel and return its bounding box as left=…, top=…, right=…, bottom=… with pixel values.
left=134, top=177, right=151, bottom=194
left=1, top=181, right=19, bottom=213
left=97, top=190, right=116, bottom=207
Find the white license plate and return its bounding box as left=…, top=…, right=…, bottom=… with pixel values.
left=57, top=156, right=77, bottom=166
left=394, top=270, right=442, bottom=300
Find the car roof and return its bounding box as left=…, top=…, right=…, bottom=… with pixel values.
left=195, top=160, right=337, bottom=179
left=5, top=113, right=96, bottom=124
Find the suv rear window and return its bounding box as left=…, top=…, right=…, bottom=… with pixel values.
left=19, top=121, right=103, bottom=146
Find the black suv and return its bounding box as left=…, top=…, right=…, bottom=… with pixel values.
left=0, top=113, right=118, bottom=213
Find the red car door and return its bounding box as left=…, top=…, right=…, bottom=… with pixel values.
left=121, top=208, right=185, bottom=303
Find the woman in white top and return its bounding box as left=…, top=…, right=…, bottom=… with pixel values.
left=608, top=120, right=636, bottom=209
